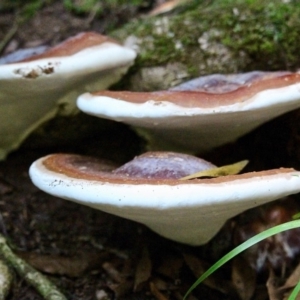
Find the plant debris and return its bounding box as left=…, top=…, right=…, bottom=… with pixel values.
left=180, top=160, right=249, bottom=180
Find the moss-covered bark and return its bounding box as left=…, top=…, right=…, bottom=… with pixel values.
left=0, top=235, right=67, bottom=300
left=111, top=0, right=300, bottom=90
left=63, top=0, right=152, bottom=31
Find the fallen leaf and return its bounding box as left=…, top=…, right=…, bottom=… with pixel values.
left=18, top=251, right=109, bottom=277
left=107, top=280, right=134, bottom=299
left=151, top=277, right=169, bottom=291
left=282, top=289, right=300, bottom=300
left=183, top=253, right=231, bottom=294
left=156, top=254, right=183, bottom=279
left=278, top=261, right=300, bottom=300
left=150, top=281, right=169, bottom=300
left=231, top=256, right=256, bottom=300
left=251, top=285, right=269, bottom=300
left=280, top=261, right=300, bottom=289
left=179, top=160, right=248, bottom=180
left=148, top=0, right=192, bottom=16
left=266, top=268, right=282, bottom=300
left=102, top=261, right=124, bottom=283
left=0, top=179, right=13, bottom=195
left=134, top=246, right=152, bottom=291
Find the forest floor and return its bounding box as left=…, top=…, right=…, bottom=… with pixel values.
left=1, top=1, right=300, bottom=299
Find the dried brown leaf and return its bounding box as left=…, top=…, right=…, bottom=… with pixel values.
left=172, top=290, right=198, bottom=300
left=0, top=179, right=13, bottom=195
left=134, top=246, right=152, bottom=291
left=231, top=257, right=256, bottom=300
left=102, top=261, right=124, bottom=283
left=282, top=289, right=300, bottom=300
left=103, top=254, right=135, bottom=297
left=108, top=280, right=134, bottom=299
left=148, top=0, right=192, bottom=16
left=179, top=160, right=248, bottom=180
left=151, top=277, right=169, bottom=291
left=266, top=268, right=282, bottom=300
left=183, top=253, right=231, bottom=294
left=150, top=281, right=169, bottom=300
left=250, top=285, right=269, bottom=300
left=156, top=254, right=183, bottom=279
left=281, top=261, right=300, bottom=289
left=279, top=261, right=300, bottom=300
left=18, top=251, right=108, bottom=277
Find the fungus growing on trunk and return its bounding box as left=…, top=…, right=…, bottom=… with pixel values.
left=77, top=71, right=300, bottom=153
left=29, top=151, right=300, bottom=245
left=0, top=32, right=136, bottom=160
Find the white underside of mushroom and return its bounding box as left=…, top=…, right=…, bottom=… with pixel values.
left=77, top=82, right=300, bottom=153
left=0, top=43, right=136, bottom=160
left=29, top=156, right=300, bottom=245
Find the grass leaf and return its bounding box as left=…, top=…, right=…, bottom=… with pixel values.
left=183, top=220, right=300, bottom=299
left=289, top=279, right=300, bottom=300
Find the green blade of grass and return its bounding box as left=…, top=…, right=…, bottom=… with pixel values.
left=288, top=279, right=300, bottom=300
left=292, top=212, right=300, bottom=219
left=183, top=219, right=300, bottom=300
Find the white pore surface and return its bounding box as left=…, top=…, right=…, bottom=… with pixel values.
left=0, top=43, right=136, bottom=160
left=29, top=156, right=300, bottom=245
left=77, top=82, right=300, bottom=153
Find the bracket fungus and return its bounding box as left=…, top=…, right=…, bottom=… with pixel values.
left=29, top=151, right=300, bottom=245
left=0, top=32, right=136, bottom=160
left=77, top=71, right=300, bottom=153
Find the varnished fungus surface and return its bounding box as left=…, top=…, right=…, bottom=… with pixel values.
left=171, top=71, right=290, bottom=92
left=15, top=32, right=118, bottom=63
left=113, top=151, right=216, bottom=179
left=42, top=153, right=295, bottom=185
left=93, top=72, right=300, bottom=108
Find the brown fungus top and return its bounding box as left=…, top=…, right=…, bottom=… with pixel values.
left=42, top=152, right=295, bottom=185
left=92, top=71, right=300, bottom=108
left=11, top=32, right=119, bottom=63
left=113, top=151, right=216, bottom=179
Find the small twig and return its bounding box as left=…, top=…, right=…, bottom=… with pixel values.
left=0, top=258, right=13, bottom=300
left=85, top=2, right=102, bottom=27
left=0, top=22, right=18, bottom=55
left=0, top=234, right=67, bottom=300
left=0, top=1, right=43, bottom=55
left=0, top=213, right=7, bottom=237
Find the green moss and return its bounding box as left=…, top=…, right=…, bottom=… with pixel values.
left=63, top=0, right=101, bottom=14
left=64, top=0, right=146, bottom=10
left=216, top=1, right=300, bottom=69
left=112, top=0, right=300, bottom=80
left=63, top=0, right=152, bottom=31
left=0, top=0, right=51, bottom=15
left=0, top=0, right=53, bottom=19
left=63, top=0, right=149, bottom=15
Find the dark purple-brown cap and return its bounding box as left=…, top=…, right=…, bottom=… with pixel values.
left=29, top=151, right=300, bottom=245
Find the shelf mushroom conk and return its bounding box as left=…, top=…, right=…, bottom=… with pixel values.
left=0, top=32, right=136, bottom=160
left=77, top=71, right=300, bottom=153
left=29, top=151, right=300, bottom=245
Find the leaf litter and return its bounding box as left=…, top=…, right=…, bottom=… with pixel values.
left=1, top=1, right=300, bottom=299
